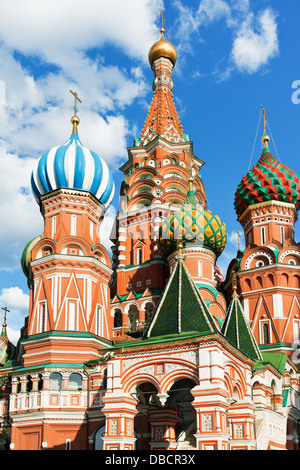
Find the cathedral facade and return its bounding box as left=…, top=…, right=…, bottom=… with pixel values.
left=0, top=26, right=300, bottom=451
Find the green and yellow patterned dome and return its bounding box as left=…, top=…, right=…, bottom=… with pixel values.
left=157, top=179, right=227, bottom=258
left=21, top=235, right=42, bottom=278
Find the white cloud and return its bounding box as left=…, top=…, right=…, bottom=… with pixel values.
left=0, top=0, right=162, bottom=64
left=217, top=229, right=245, bottom=276
left=172, top=1, right=279, bottom=78
left=0, top=287, right=29, bottom=310
left=0, top=1, right=161, bottom=280
left=231, top=8, right=279, bottom=73
left=0, top=147, right=43, bottom=272
left=99, top=205, right=117, bottom=255
left=0, top=287, right=30, bottom=344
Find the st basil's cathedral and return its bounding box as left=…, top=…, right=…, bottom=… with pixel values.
left=0, top=23, right=300, bottom=451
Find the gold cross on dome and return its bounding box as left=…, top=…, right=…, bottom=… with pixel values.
left=70, top=89, right=82, bottom=117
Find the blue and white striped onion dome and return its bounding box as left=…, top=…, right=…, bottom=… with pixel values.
left=31, top=131, right=115, bottom=208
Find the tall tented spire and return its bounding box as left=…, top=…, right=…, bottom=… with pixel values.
left=221, top=273, right=262, bottom=362
left=144, top=257, right=218, bottom=339
left=135, top=17, right=188, bottom=147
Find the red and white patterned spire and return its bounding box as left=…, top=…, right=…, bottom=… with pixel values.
left=136, top=25, right=187, bottom=146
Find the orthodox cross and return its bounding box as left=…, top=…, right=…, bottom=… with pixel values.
left=1, top=306, right=9, bottom=325
left=70, top=90, right=82, bottom=117
left=160, top=9, right=165, bottom=29
left=237, top=231, right=241, bottom=251
left=261, top=104, right=267, bottom=136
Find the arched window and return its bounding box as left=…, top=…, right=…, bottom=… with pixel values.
left=94, top=425, right=106, bottom=450
left=26, top=375, right=33, bottom=393
left=50, top=373, right=62, bottom=391
left=69, top=373, right=82, bottom=391
left=232, top=386, right=239, bottom=403
left=114, top=309, right=123, bottom=328
left=38, top=374, right=43, bottom=391
left=128, top=305, right=139, bottom=332
left=144, top=302, right=155, bottom=325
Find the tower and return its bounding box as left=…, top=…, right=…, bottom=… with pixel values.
left=227, top=107, right=300, bottom=355
left=109, top=24, right=214, bottom=340
left=3, top=95, right=115, bottom=450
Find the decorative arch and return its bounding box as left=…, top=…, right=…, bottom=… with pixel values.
left=123, top=373, right=161, bottom=395
left=56, top=236, right=92, bottom=256
left=160, top=369, right=198, bottom=395
left=223, top=361, right=247, bottom=399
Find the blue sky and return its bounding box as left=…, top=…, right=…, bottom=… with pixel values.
left=0, top=0, right=300, bottom=343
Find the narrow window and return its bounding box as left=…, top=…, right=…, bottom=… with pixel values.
left=261, top=226, right=266, bottom=245
left=68, top=301, right=76, bottom=330
left=96, top=306, right=102, bottom=336
left=136, top=247, right=142, bottom=265
left=280, top=226, right=285, bottom=243
left=51, top=216, right=56, bottom=238
left=293, top=320, right=300, bottom=343
left=198, top=260, right=202, bottom=278
left=263, top=323, right=270, bottom=344
left=71, top=214, right=77, bottom=236
left=39, top=303, right=46, bottom=333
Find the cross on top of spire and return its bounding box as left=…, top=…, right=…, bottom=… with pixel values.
left=70, top=90, right=82, bottom=134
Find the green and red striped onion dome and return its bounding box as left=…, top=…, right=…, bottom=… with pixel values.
left=157, top=188, right=227, bottom=259
left=234, top=148, right=300, bottom=218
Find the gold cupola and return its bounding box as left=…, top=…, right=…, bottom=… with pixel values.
left=148, top=19, right=177, bottom=67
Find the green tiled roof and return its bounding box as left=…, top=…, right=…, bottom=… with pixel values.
left=144, top=259, right=218, bottom=339
left=260, top=351, right=287, bottom=374
left=221, top=294, right=262, bottom=361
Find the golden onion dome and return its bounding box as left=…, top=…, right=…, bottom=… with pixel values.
left=148, top=27, right=177, bottom=67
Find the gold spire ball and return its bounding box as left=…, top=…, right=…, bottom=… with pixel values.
left=148, top=11, right=177, bottom=67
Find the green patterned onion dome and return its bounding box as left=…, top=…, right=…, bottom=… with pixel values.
left=234, top=147, right=300, bottom=218
left=0, top=326, right=15, bottom=366
left=21, top=235, right=42, bottom=278
left=157, top=185, right=227, bottom=258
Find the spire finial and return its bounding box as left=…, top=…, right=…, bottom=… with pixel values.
left=159, top=9, right=165, bottom=36
left=188, top=152, right=194, bottom=192
left=70, top=89, right=82, bottom=134
left=1, top=306, right=9, bottom=334
left=232, top=271, right=238, bottom=297
left=261, top=105, right=270, bottom=149
left=237, top=230, right=241, bottom=252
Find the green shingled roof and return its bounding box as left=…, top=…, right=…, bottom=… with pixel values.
left=144, top=259, right=218, bottom=339
left=221, top=294, right=262, bottom=361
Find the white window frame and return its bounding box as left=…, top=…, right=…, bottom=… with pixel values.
left=71, top=214, right=77, bottom=236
